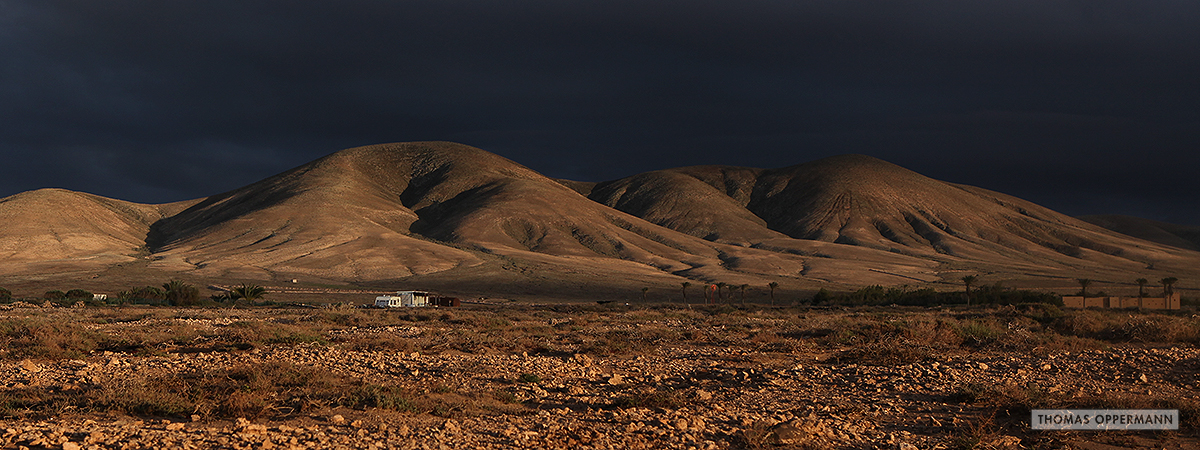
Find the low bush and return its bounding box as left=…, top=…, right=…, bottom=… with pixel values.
left=813, top=285, right=1061, bottom=307
left=65, top=289, right=92, bottom=299
left=0, top=317, right=105, bottom=360
left=832, top=339, right=935, bottom=366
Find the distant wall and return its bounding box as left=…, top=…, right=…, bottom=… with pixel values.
left=1061, top=293, right=1179, bottom=310
left=1084, top=297, right=1108, bottom=308
left=1118, top=297, right=1142, bottom=308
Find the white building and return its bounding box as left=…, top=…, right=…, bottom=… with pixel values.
left=374, top=291, right=432, bottom=308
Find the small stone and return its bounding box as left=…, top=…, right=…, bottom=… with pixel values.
left=166, top=423, right=185, bottom=431
left=607, top=375, right=624, bottom=385
left=694, top=390, right=713, bottom=401
left=19, top=360, right=39, bottom=373
left=1138, top=374, right=1149, bottom=383
left=330, top=415, right=346, bottom=425
left=674, top=418, right=690, bottom=431
left=978, top=363, right=989, bottom=370
left=190, top=415, right=201, bottom=423
left=62, top=443, right=81, bottom=450
left=989, top=435, right=1022, bottom=449
left=768, top=421, right=809, bottom=445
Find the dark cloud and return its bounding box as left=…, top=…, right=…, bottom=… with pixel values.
left=2, top=0, right=1198, bottom=223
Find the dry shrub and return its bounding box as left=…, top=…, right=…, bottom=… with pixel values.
left=1051, top=309, right=1115, bottom=338
left=0, top=317, right=104, bottom=360
left=832, top=338, right=934, bottom=366
left=337, top=334, right=419, bottom=353
left=953, top=381, right=1200, bottom=429
left=103, top=322, right=214, bottom=355
left=1100, top=315, right=1199, bottom=343
left=3, top=360, right=419, bottom=420
left=611, top=387, right=687, bottom=409
left=949, top=382, right=1059, bottom=420
left=733, top=419, right=832, bottom=450
left=223, top=320, right=328, bottom=348
left=748, top=331, right=808, bottom=353
left=1050, top=310, right=1200, bottom=344
left=343, top=384, right=419, bottom=412
left=578, top=327, right=675, bottom=355
left=954, top=320, right=1002, bottom=348
left=1078, top=393, right=1200, bottom=429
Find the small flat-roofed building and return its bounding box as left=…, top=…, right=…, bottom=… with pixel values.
left=375, top=291, right=432, bottom=308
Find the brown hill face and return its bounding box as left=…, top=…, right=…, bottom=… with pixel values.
left=2, top=145, right=1197, bottom=297
left=593, top=155, right=1200, bottom=279
left=146, top=142, right=755, bottom=284
left=0, top=189, right=194, bottom=275
left=1078, top=215, right=1200, bottom=252
left=589, top=166, right=784, bottom=244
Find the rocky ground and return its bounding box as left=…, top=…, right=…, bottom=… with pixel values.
left=0, top=304, right=1197, bottom=449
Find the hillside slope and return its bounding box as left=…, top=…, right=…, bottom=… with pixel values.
left=148, top=142, right=823, bottom=285
left=591, top=155, right=1200, bottom=280
left=0, top=189, right=194, bottom=275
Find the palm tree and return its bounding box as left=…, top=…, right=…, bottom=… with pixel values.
left=1161, top=277, right=1179, bottom=296
left=739, top=284, right=749, bottom=305
left=641, top=287, right=649, bottom=302
left=961, top=275, right=977, bottom=305
left=1135, top=278, right=1148, bottom=298
left=230, top=284, right=267, bottom=303
left=1076, top=278, right=1092, bottom=297
left=680, top=282, right=691, bottom=305
left=768, top=282, right=779, bottom=305
left=715, top=282, right=726, bottom=302
left=727, top=284, right=735, bottom=303
left=162, top=279, right=200, bottom=306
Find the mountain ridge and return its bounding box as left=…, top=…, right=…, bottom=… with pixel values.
left=1, top=143, right=1196, bottom=298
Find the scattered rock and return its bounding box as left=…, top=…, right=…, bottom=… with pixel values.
left=674, top=418, right=690, bottom=431
left=19, top=359, right=39, bottom=373
left=989, top=435, right=1022, bottom=449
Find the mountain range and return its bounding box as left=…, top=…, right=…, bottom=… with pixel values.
left=1, top=142, right=1195, bottom=300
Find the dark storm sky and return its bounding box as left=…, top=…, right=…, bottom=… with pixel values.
left=3, top=1, right=1199, bottom=223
